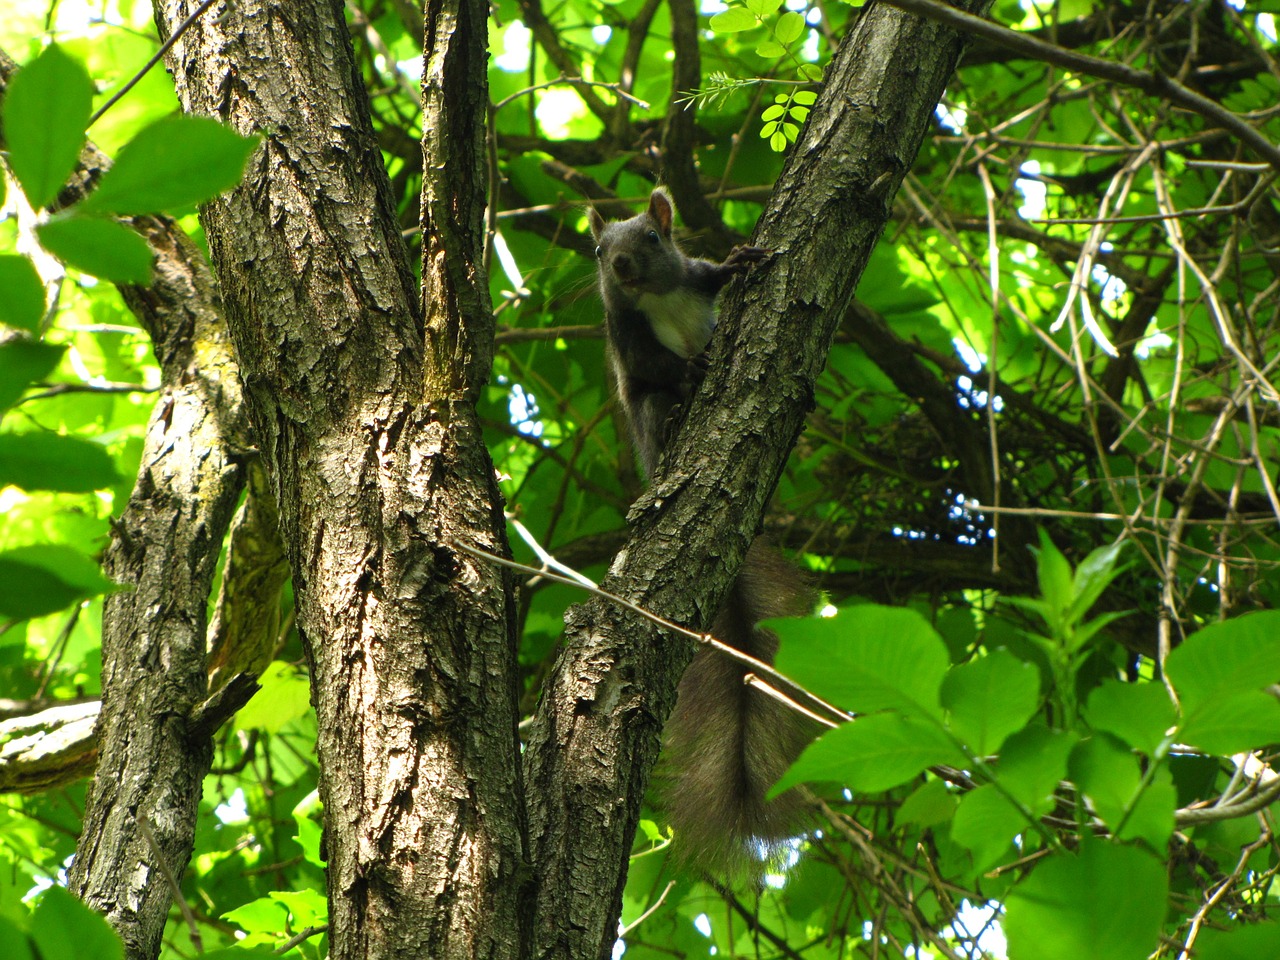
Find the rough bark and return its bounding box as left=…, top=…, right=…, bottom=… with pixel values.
left=522, top=2, right=989, bottom=956
left=62, top=208, right=249, bottom=960
left=150, top=2, right=524, bottom=958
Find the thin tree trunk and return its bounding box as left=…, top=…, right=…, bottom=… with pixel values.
left=523, top=2, right=989, bottom=955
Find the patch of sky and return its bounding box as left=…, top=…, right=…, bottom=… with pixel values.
left=935, top=101, right=967, bottom=135
left=509, top=383, right=544, bottom=438
left=593, top=24, right=612, bottom=44
left=700, top=0, right=729, bottom=14
left=495, top=21, right=532, bottom=72
left=1259, top=13, right=1277, bottom=42
left=216, top=787, right=250, bottom=824
left=951, top=900, right=1008, bottom=959
left=1016, top=161, right=1047, bottom=220
left=954, top=339, right=1003, bottom=413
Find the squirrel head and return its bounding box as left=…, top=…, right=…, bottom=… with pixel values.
left=588, top=189, right=683, bottom=293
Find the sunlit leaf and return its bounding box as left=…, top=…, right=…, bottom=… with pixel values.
left=37, top=215, right=153, bottom=285
left=3, top=44, right=92, bottom=210
left=80, top=114, right=259, bottom=215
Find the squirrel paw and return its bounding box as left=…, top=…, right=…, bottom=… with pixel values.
left=724, top=245, right=771, bottom=270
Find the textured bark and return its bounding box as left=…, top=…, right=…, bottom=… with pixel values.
left=63, top=208, right=248, bottom=960
left=150, top=2, right=524, bottom=958
left=522, top=3, right=989, bottom=956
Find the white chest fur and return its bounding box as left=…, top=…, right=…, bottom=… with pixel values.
left=636, top=288, right=716, bottom=359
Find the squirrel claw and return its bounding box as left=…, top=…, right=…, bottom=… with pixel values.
left=724, top=245, right=771, bottom=270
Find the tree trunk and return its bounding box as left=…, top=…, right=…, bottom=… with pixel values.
left=522, top=1, right=990, bottom=955
left=151, top=1, right=525, bottom=958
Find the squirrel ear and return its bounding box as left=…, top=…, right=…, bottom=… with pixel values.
left=588, top=207, right=606, bottom=240
left=648, top=189, right=674, bottom=235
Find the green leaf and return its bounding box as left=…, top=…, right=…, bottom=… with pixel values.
left=236, top=662, right=314, bottom=734
left=1165, top=612, right=1280, bottom=713
left=774, top=713, right=965, bottom=794
left=1176, top=690, right=1280, bottom=756
left=897, top=778, right=957, bottom=828
left=1005, top=842, right=1168, bottom=960
left=770, top=131, right=787, bottom=151
left=941, top=649, right=1041, bottom=755
left=755, top=40, right=787, bottom=58
left=31, top=886, right=123, bottom=960
left=799, top=64, right=824, bottom=82
left=80, top=115, right=259, bottom=215
left=0, top=545, right=115, bottom=620
left=997, top=724, right=1077, bottom=814
left=0, top=919, right=33, bottom=960
left=1197, top=922, right=1280, bottom=960
left=1084, top=680, right=1176, bottom=756
left=761, top=121, right=778, bottom=138
left=0, top=340, right=66, bottom=412
left=744, top=0, right=773, bottom=16
left=0, top=257, right=46, bottom=334
left=37, top=215, right=153, bottom=285
left=794, top=90, right=818, bottom=105
left=1030, top=529, right=1072, bottom=626
left=1068, top=540, right=1126, bottom=620
left=774, top=11, right=805, bottom=44
left=0, top=431, right=119, bottom=491
left=3, top=44, right=93, bottom=210
left=708, top=8, right=760, bottom=33
left=773, top=606, right=950, bottom=718
left=1069, top=735, right=1173, bottom=848
left=952, top=784, right=1023, bottom=871
left=761, top=103, right=786, bottom=121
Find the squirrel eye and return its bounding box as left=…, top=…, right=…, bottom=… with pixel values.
left=595, top=245, right=603, bottom=259
left=647, top=230, right=659, bottom=242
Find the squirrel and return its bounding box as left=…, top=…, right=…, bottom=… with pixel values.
left=588, top=188, right=813, bottom=877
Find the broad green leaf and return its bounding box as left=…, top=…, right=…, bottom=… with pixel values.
left=80, top=115, right=259, bottom=215
left=3, top=45, right=92, bottom=210
left=774, top=713, right=965, bottom=794
left=897, top=778, right=957, bottom=828
left=0, top=919, right=33, bottom=960
left=1005, top=842, right=1168, bottom=960
left=31, top=886, right=122, bottom=960
left=0, top=257, right=46, bottom=334
left=774, top=11, right=805, bottom=44
left=744, top=0, right=773, bottom=16
left=755, top=40, right=787, bottom=58
left=941, top=648, right=1041, bottom=755
left=37, top=215, right=153, bottom=285
left=235, top=662, right=313, bottom=734
left=709, top=8, right=759, bottom=33
left=997, top=724, right=1077, bottom=814
left=761, top=104, right=786, bottom=121
left=952, top=784, right=1023, bottom=872
left=0, top=545, right=115, bottom=620
left=0, top=340, right=66, bottom=412
left=1084, top=679, right=1176, bottom=757
left=0, top=432, right=119, bottom=492
left=1197, top=922, right=1280, bottom=960
left=1067, top=734, right=1172, bottom=847
left=1165, top=612, right=1280, bottom=712
left=223, top=896, right=290, bottom=936
left=773, top=606, right=950, bottom=718
left=794, top=90, right=817, bottom=105
left=1176, top=690, right=1280, bottom=756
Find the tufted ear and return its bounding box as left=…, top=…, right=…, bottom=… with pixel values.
left=648, top=188, right=674, bottom=236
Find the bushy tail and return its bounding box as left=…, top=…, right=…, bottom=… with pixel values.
left=662, top=540, right=815, bottom=879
